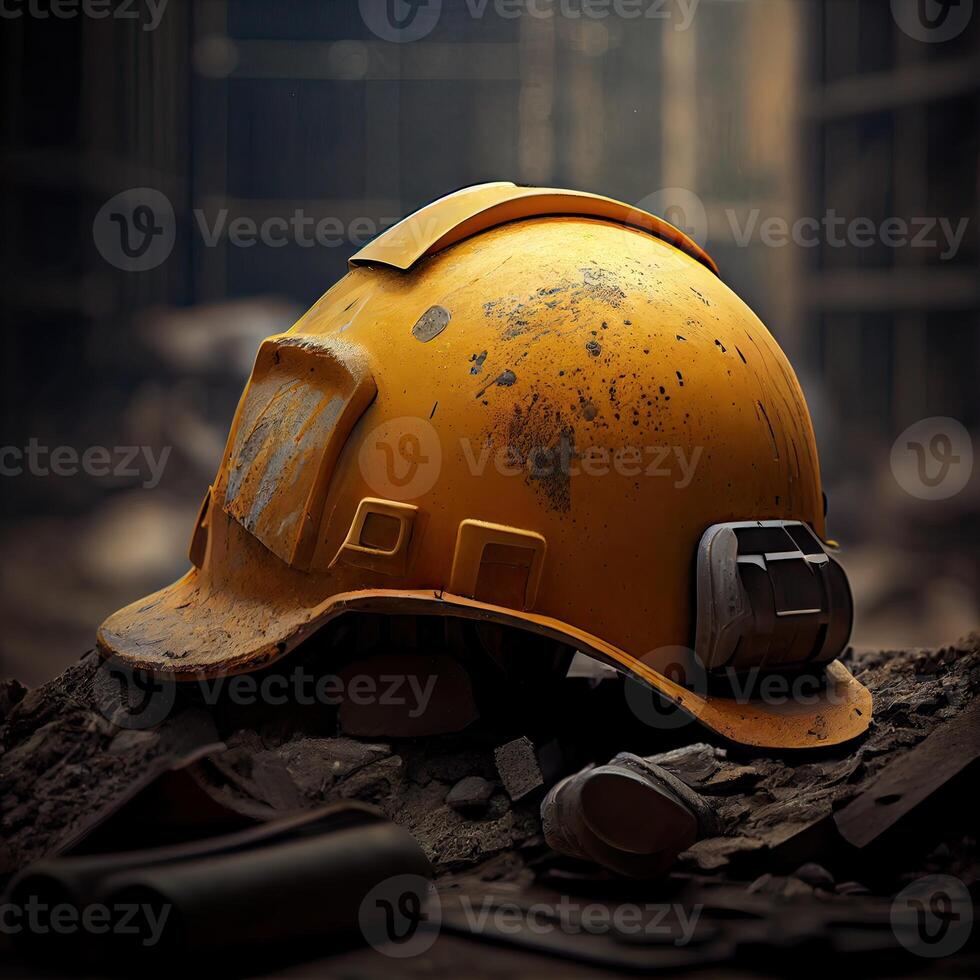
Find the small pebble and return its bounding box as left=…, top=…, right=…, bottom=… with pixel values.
left=446, top=775, right=495, bottom=811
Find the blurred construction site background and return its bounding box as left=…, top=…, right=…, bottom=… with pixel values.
left=1, top=0, right=978, bottom=683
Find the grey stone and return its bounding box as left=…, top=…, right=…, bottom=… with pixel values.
left=445, top=776, right=495, bottom=811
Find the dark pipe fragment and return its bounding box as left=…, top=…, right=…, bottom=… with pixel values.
left=6, top=803, right=431, bottom=965
left=99, top=821, right=430, bottom=958
left=7, top=803, right=379, bottom=916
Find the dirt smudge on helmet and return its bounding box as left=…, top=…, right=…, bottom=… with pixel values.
left=482, top=265, right=627, bottom=343
left=487, top=394, right=576, bottom=514
left=475, top=369, right=518, bottom=399
left=469, top=350, right=488, bottom=375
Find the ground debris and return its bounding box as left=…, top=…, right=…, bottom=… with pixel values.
left=446, top=775, right=495, bottom=812
left=666, top=634, right=980, bottom=876
left=1, top=634, right=977, bottom=888
left=0, top=652, right=219, bottom=874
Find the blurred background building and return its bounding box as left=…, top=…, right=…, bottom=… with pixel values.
left=1, top=0, right=977, bottom=683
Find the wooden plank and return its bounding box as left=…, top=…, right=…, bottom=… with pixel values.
left=835, top=698, right=980, bottom=849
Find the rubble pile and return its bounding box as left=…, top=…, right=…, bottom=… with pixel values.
left=665, top=638, right=980, bottom=877
left=1, top=634, right=978, bottom=895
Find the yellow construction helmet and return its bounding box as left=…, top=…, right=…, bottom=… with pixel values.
left=99, top=182, right=870, bottom=749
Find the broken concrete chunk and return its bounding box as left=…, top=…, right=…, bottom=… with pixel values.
left=681, top=835, right=766, bottom=871
left=275, top=737, right=391, bottom=798
left=494, top=737, right=544, bottom=801
left=445, top=776, right=495, bottom=812
left=701, top=764, right=762, bottom=794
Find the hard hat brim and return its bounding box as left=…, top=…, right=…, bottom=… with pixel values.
left=97, top=572, right=871, bottom=750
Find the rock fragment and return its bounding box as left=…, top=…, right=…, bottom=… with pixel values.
left=445, top=776, right=495, bottom=812
left=494, top=737, right=545, bottom=801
